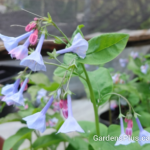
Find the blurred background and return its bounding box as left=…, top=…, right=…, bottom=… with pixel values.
left=0, top=1, right=150, bottom=149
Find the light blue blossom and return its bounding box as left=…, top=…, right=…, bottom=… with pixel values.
left=23, top=96, right=54, bottom=133
left=20, top=34, right=46, bottom=71
left=9, top=37, right=30, bottom=60
left=9, top=78, right=28, bottom=106
left=56, top=33, right=88, bottom=59
left=141, top=64, right=148, bottom=74
left=57, top=94, right=84, bottom=133
left=1, top=84, right=14, bottom=96
left=2, top=79, right=20, bottom=105
left=115, top=117, right=135, bottom=146
left=0, top=31, right=33, bottom=52
left=136, top=117, right=150, bottom=146
left=119, top=58, right=128, bottom=67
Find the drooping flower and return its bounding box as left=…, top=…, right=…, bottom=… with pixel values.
left=119, top=59, right=128, bottom=67
left=112, top=74, right=124, bottom=84
left=141, top=64, right=148, bottom=74
left=57, top=94, right=84, bottom=133
left=125, top=118, right=133, bottom=136
left=49, top=117, right=58, bottom=127
left=53, top=102, right=60, bottom=112
left=20, top=34, right=46, bottom=72
left=110, top=100, right=117, bottom=110
left=62, top=107, right=68, bottom=119
left=1, top=78, right=20, bottom=96
left=130, top=51, right=138, bottom=59
left=9, top=37, right=30, bottom=60
left=1, top=84, right=14, bottom=96
left=9, top=78, right=29, bottom=106
left=29, top=29, right=38, bottom=45
left=20, top=79, right=28, bottom=91
left=0, top=31, right=33, bottom=52
left=136, top=117, right=150, bottom=146
left=115, top=117, right=135, bottom=146
left=23, top=96, right=54, bottom=133
left=36, top=89, right=47, bottom=105
left=2, top=79, right=20, bottom=105
left=56, top=33, right=88, bottom=59
left=84, top=64, right=90, bottom=68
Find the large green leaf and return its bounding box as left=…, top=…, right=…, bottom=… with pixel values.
left=79, top=121, right=108, bottom=137
left=80, top=67, right=113, bottom=105
left=138, top=111, right=150, bottom=128
left=27, top=85, right=41, bottom=100
left=32, top=133, right=66, bottom=149
left=66, top=137, right=88, bottom=150
left=0, top=113, right=21, bottom=124
left=29, top=73, right=50, bottom=86
left=77, top=33, right=129, bottom=65
left=3, top=127, right=32, bottom=150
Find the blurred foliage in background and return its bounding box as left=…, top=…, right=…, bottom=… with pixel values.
left=0, top=0, right=150, bottom=36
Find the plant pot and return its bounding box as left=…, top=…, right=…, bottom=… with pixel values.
left=0, top=136, right=4, bottom=150
left=99, top=106, right=128, bottom=126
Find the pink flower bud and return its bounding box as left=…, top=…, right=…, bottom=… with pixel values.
left=29, top=29, right=38, bottom=45
left=25, top=24, right=32, bottom=32
left=62, top=108, right=68, bottom=119
left=34, top=17, right=38, bottom=21
left=125, top=118, right=133, bottom=136
left=59, top=100, right=63, bottom=109
left=126, top=128, right=132, bottom=136
left=30, top=22, right=36, bottom=29
left=24, top=104, right=28, bottom=110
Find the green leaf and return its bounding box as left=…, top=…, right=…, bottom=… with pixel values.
left=77, top=33, right=129, bottom=65
left=0, top=113, right=21, bottom=124
left=79, top=121, right=108, bottom=137
left=32, top=133, right=66, bottom=149
left=3, top=127, right=32, bottom=150
left=66, top=137, right=88, bottom=150
left=54, top=53, right=83, bottom=77
left=27, top=85, right=41, bottom=100
left=80, top=67, right=113, bottom=105
left=128, top=93, right=140, bottom=106
left=138, top=111, right=150, bottom=127
left=29, top=73, right=50, bottom=86
left=41, top=82, right=60, bottom=91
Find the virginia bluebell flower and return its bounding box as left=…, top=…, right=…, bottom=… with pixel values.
left=119, top=58, right=128, bottom=67
left=20, top=34, right=46, bottom=71
left=57, top=94, right=84, bottom=133
left=112, top=74, right=124, bottom=84
left=23, top=96, right=54, bottom=133
left=9, top=78, right=28, bottom=106
left=2, top=79, right=20, bottom=105
left=1, top=78, right=20, bottom=96
left=136, top=117, right=150, bottom=146
left=0, top=31, right=33, bottom=52
left=56, top=33, right=88, bottom=59
left=130, top=51, right=138, bottom=59
left=9, top=37, right=30, bottom=60
left=141, top=64, right=148, bottom=74
left=49, top=117, right=58, bottom=127
left=115, top=117, right=135, bottom=146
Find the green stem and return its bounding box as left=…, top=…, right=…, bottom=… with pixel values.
left=44, top=61, right=86, bottom=81
left=81, top=64, right=100, bottom=136
left=52, top=21, right=71, bottom=45
left=109, top=100, right=112, bottom=125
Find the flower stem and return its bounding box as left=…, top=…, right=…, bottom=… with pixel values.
left=81, top=64, right=100, bottom=136
left=52, top=21, right=71, bottom=45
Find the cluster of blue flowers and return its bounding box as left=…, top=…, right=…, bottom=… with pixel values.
left=0, top=26, right=88, bottom=134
